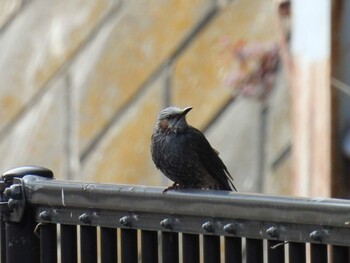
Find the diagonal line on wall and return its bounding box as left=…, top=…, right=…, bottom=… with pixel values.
left=0, top=1, right=124, bottom=144
left=0, top=0, right=33, bottom=35
left=80, top=4, right=220, bottom=163
left=201, top=96, right=236, bottom=133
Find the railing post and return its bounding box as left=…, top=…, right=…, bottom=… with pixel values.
left=0, top=166, right=54, bottom=263
left=5, top=208, right=40, bottom=263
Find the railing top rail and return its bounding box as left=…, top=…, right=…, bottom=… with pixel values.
left=2, top=166, right=350, bottom=247
left=23, top=175, right=350, bottom=228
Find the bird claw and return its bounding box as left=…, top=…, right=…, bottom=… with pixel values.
left=163, top=183, right=179, bottom=193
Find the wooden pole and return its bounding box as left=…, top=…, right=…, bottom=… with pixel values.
left=290, top=0, right=332, bottom=197
left=331, top=1, right=350, bottom=198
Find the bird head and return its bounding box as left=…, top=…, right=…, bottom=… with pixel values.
left=155, top=106, right=193, bottom=133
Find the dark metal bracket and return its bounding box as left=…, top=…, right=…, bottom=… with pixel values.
left=0, top=178, right=25, bottom=222
left=0, top=166, right=53, bottom=222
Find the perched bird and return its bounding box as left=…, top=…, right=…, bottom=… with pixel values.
left=151, top=106, right=237, bottom=192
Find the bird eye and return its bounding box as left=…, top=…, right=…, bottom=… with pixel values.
left=166, top=114, right=171, bottom=119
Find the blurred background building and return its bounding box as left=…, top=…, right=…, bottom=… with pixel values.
left=0, top=0, right=348, bottom=197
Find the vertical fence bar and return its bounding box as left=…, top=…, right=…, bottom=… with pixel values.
left=203, top=235, right=220, bottom=263
left=267, top=240, right=285, bottom=263
left=61, top=224, right=77, bottom=263
left=289, top=242, right=306, bottom=263
left=141, top=230, right=158, bottom=263
left=332, top=245, right=349, bottom=262
left=121, top=229, right=138, bottom=263
left=80, top=226, right=97, bottom=263
left=310, top=244, right=327, bottom=263
left=182, top=233, right=199, bottom=263
left=40, top=223, right=57, bottom=263
left=162, top=231, right=179, bottom=263
left=225, top=237, right=242, bottom=263
left=1, top=221, right=6, bottom=263
left=100, top=227, right=117, bottom=263
left=246, top=238, right=263, bottom=263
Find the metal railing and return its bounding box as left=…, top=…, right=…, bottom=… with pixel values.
left=1, top=166, right=350, bottom=263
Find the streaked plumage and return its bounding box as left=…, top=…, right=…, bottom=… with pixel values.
left=151, top=106, right=236, bottom=191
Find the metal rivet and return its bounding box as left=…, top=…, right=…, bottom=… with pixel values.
left=79, top=213, right=91, bottom=224
left=310, top=230, right=322, bottom=241
left=39, top=211, right=51, bottom=221
left=4, top=185, right=22, bottom=200
left=7, top=199, right=18, bottom=209
left=202, top=221, right=213, bottom=232
left=3, top=188, right=12, bottom=198
left=120, top=216, right=131, bottom=227
left=10, top=185, right=22, bottom=200
left=223, top=223, right=236, bottom=234
left=266, top=226, right=279, bottom=238
left=160, top=218, right=172, bottom=229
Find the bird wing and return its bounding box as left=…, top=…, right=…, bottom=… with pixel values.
left=187, top=127, right=237, bottom=191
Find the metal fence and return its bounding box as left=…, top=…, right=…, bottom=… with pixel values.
left=1, top=166, right=350, bottom=263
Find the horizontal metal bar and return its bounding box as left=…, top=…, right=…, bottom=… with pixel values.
left=22, top=176, right=350, bottom=227
left=33, top=205, right=350, bottom=246
left=21, top=175, right=350, bottom=246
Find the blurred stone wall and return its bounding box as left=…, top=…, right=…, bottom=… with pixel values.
left=0, top=0, right=291, bottom=194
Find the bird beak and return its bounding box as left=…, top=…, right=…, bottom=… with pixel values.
left=180, top=106, right=193, bottom=116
